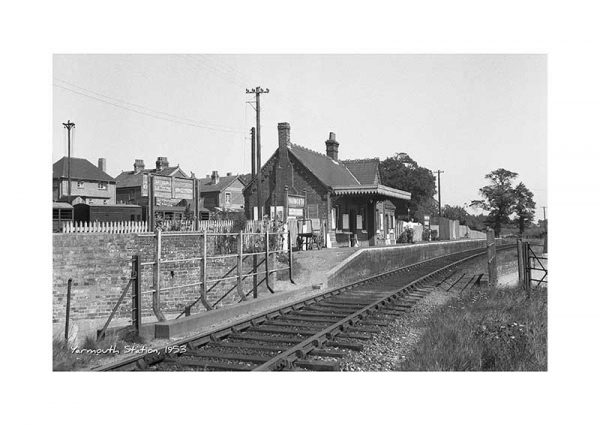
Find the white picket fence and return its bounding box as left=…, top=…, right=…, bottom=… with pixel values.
left=62, top=221, right=149, bottom=234
left=198, top=219, right=234, bottom=232
left=60, top=219, right=279, bottom=234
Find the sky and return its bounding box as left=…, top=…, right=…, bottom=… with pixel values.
left=53, top=54, right=547, bottom=219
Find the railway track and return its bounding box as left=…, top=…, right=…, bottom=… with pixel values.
left=97, top=244, right=513, bottom=372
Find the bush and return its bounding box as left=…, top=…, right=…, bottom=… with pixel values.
left=406, top=227, right=414, bottom=243
left=422, top=227, right=431, bottom=242
left=397, top=231, right=408, bottom=244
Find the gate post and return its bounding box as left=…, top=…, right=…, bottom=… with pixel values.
left=200, top=229, right=212, bottom=310
left=152, top=228, right=166, bottom=321
left=523, top=241, right=531, bottom=297
left=265, top=227, right=273, bottom=293
left=486, top=229, right=497, bottom=285
left=131, top=255, right=142, bottom=336
left=64, top=278, right=73, bottom=341
left=517, top=240, right=524, bottom=287
left=288, top=228, right=295, bottom=284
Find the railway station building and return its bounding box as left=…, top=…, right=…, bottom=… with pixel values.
left=243, top=122, right=411, bottom=247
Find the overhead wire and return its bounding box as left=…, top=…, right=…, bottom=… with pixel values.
left=54, top=80, right=246, bottom=135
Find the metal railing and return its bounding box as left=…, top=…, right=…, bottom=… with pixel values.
left=136, top=228, right=294, bottom=324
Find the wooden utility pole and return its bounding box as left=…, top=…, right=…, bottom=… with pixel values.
left=250, top=127, right=256, bottom=178
left=62, top=120, right=75, bottom=204
left=246, top=87, right=269, bottom=220
left=435, top=169, right=444, bottom=217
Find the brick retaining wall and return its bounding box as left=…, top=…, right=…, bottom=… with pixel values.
left=53, top=232, right=285, bottom=329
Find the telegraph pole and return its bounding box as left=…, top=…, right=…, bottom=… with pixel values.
left=246, top=87, right=269, bottom=219
left=542, top=206, right=546, bottom=221
left=62, top=120, right=75, bottom=204
left=435, top=169, right=444, bottom=217
left=250, top=127, right=256, bottom=177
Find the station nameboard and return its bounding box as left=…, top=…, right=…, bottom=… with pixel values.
left=288, top=195, right=305, bottom=208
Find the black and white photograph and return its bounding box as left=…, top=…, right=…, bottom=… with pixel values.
left=4, top=1, right=599, bottom=424
left=51, top=54, right=548, bottom=373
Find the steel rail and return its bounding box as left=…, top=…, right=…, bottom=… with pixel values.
left=95, top=244, right=513, bottom=371
left=252, top=249, right=491, bottom=371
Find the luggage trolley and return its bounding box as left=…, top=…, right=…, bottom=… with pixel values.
left=296, top=218, right=323, bottom=250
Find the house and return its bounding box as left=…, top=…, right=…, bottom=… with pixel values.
left=52, top=157, right=116, bottom=205
left=197, top=171, right=245, bottom=213
left=114, top=156, right=195, bottom=221
left=243, top=122, right=411, bottom=247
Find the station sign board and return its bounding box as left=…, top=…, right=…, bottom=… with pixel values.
left=423, top=215, right=430, bottom=227
left=287, top=194, right=305, bottom=217
left=288, top=195, right=305, bottom=208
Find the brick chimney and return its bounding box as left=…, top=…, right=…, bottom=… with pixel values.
left=325, top=132, right=339, bottom=161
left=156, top=156, right=169, bottom=171
left=278, top=122, right=290, bottom=161
left=226, top=172, right=232, bottom=176
left=98, top=158, right=106, bottom=172
left=133, top=159, right=145, bottom=173
left=211, top=170, right=219, bottom=185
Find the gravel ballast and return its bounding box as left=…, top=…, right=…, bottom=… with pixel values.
left=339, top=257, right=491, bottom=372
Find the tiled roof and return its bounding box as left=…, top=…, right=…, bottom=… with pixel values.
left=288, top=144, right=360, bottom=187
left=115, top=166, right=188, bottom=188
left=53, top=157, right=115, bottom=182
left=198, top=175, right=241, bottom=193
left=342, top=158, right=380, bottom=185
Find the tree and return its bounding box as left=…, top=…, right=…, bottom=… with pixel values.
left=471, top=168, right=518, bottom=237
left=513, top=182, right=536, bottom=235
left=442, top=204, right=468, bottom=224
left=379, top=153, right=436, bottom=216
left=466, top=213, right=487, bottom=231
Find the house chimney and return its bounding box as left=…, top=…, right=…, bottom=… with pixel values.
left=156, top=156, right=169, bottom=171
left=133, top=159, right=145, bottom=173
left=325, top=132, right=339, bottom=161
left=98, top=158, right=106, bottom=172
left=278, top=122, right=290, bottom=161
left=211, top=170, right=220, bottom=184
left=206, top=174, right=210, bottom=179
left=226, top=172, right=232, bottom=176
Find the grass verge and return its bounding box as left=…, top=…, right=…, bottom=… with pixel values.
left=396, top=285, right=547, bottom=371
left=53, top=328, right=146, bottom=371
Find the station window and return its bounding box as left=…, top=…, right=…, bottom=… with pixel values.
left=77, top=181, right=85, bottom=189
left=225, top=192, right=231, bottom=204
left=98, top=182, right=108, bottom=190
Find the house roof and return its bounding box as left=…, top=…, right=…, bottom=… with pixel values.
left=288, top=144, right=360, bottom=187
left=198, top=174, right=242, bottom=193
left=341, top=158, right=381, bottom=185
left=115, top=166, right=188, bottom=188
left=53, top=157, right=115, bottom=182
left=243, top=139, right=411, bottom=202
